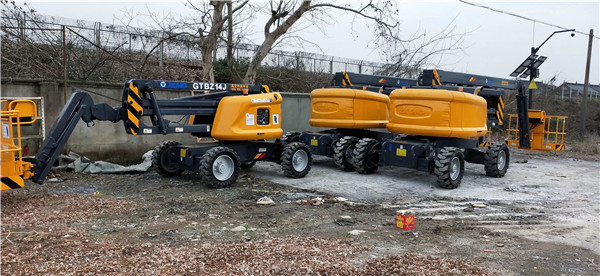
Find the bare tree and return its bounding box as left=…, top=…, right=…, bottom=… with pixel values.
left=378, top=17, right=469, bottom=78
left=123, top=0, right=249, bottom=82
left=243, top=0, right=402, bottom=83
left=181, top=0, right=250, bottom=82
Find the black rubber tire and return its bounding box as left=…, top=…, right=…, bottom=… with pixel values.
left=273, top=132, right=302, bottom=162
left=280, top=142, right=312, bottom=178
left=333, top=136, right=359, bottom=171
left=352, top=138, right=381, bottom=174
left=152, top=141, right=184, bottom=177
left=434, top=147, right=465, bottom=189
left=241, top=160, right=256, bottom=169
left=199, top=147, right=241, bottom=188
left=484, top=143, right=510, bottom=177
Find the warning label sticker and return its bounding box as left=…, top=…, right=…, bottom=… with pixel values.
left=246, top=113, right=255, bottom=125
left=273, top=113, right=279, bottom=125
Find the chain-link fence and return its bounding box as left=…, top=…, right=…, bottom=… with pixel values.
left=1, top=12, right=385, bottom=84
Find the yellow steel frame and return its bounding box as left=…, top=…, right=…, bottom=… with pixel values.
left=507, top=112, right=567, bottom=152
left=1, top=100, right=37, bottom=191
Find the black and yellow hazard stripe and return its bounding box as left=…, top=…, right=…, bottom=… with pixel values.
left=1, top=176, right=25, bottom=191
left=496, top=96, right=505, bottom=126
left=126, top=82, right=144, bottom=135
left=342, top=72, right=352, bottom=86
left=479, top=128, right=491, bottom=147
left=432, top=70, right=441, bottom=86
left=555, top=144, right=565, bottom=151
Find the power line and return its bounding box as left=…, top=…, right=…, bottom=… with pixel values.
left=459, top=0, right=599, bottom=39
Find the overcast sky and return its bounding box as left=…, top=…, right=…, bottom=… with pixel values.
left=21, top=0, right=600, bottom=84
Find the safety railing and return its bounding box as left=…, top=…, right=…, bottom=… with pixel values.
left=506, top=113, right=567, bottom=151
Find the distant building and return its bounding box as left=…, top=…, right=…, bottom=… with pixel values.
left=557, top=82, right=599, bottom=100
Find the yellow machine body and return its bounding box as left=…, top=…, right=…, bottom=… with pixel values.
left=210, top=92, right=283, bottom=141
left=507, top=110, right=567, bottom=151
left=386, top=89, right=488, bottom=139
left=309, top=88, right=390, bottom=129
left=1, top=99, right=37, bottom=191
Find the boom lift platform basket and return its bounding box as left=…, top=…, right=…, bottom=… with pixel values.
left=507, top=110, right=567, bottom=151
left=1, top=99, right=37, bottom=191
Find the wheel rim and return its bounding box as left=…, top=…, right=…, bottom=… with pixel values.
left=497, top=150, right=506, bottom=170
left=367, top=144, right=380, bottom=167
left=345, top=143, right=356, bottom=163
left=161, top=150, right=178, bottom=172
left=212, top=155, right=235, bottom=181
left=450, top=156, right=460, bottom=181
left=292, top=149, right=308, bottom=172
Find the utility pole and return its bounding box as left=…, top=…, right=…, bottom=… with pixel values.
left=528, top=46, right=538, bottom=109
left=580, top=29, right=594, bottom=140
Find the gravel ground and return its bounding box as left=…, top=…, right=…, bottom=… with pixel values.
left=1, top=149, right=598, bottom=275
left=251, top=149, right=600, bottom=255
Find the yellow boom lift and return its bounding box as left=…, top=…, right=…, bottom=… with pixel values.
left=286, top=69, right=565, bottom=188
left=1, top=79, right=313, bottom=191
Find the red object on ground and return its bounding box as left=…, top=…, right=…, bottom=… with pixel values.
left=396, top=213, right=415, bottom=230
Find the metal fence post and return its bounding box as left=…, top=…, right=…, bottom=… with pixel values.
left=159, top=31, right=164, bottom=67
left=359, top=61, right=362, bottom=74
left=19, top=11, right=26, bottom=41
left=187, top=43, right=190, bottom=65
left=329, top=58, right=333, bottom=74
left=62, top=25, right=67, bottom=105
left=94, top=22, right=101, bottom=46
left=212, top=43, right=217, bottom=63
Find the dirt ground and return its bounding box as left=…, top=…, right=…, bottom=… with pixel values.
left=1, top=149, right=599, bottom=275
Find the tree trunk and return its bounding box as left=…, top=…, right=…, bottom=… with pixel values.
left=200, top=1, right=226, bottom=82
left=226, top=0, right=236, bottom=83
left=201, top=50, right=216, bottom=82
left=244, top=36, right=276, bottom=84
left=243, top=0, right=312, bottom=84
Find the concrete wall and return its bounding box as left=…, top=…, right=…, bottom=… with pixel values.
left=279, top=92, right=324, bottom=133
left=1, top=79, right=316, bottom=162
